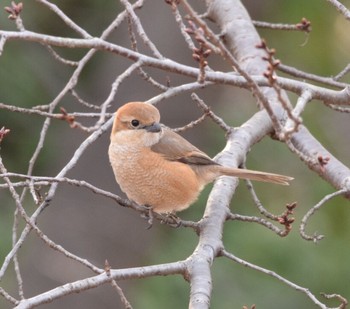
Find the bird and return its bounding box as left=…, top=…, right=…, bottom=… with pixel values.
left=108, top=102, right=293, bottom=215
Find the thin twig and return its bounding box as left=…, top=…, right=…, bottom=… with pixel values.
left=244, top=178, right=279, bottom=220
left=173, top=114, right=207, bottom=133
left=120, top=0, right=163, bottom=59
left=324, top=0, right=350, bottom=21
left=227, top=213, right=287, bottom=236
left=253, top=18, right=311, bottom=33
left=147, top=81, right=213, bottom=105
left=243, top=175, right=296, bottom=236
left=325, top=104, right=350, bottom=113
left=0, top=35, right=7, bottom=56
left=126, top=13, right=168, bottom=91
left=0, top=287, right=19, bottom=305
left=283, top=89, right=313, bottom=138
left=70, top=90, right=102, bottom=110
left=95, top=61, right=143, bottom=128
left=0, top=103, right=112, bottom=118
left=321, top=293, right=348, bottom=309
left=221, top=249, right=345, bottom=309
left=278, top=63, right=348, bottom=89
left=191, top=93, right=231, bottom=133
left=36, top=0, right=92, bottom=38
left=300, top=188, right=349, bottom=242
left=333, top=63, right=350, bottom=81
left=105, top=260, right=133, bottom=309
left=13, top=215, right=25, bottom=300
left=170, top=1, right=196, bottom=50
left=45, top=45, right=79, bottom=66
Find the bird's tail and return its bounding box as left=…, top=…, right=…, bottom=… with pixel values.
left=217, top=166, right=293, bottom=185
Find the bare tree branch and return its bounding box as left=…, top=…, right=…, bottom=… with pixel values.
left=1, top=0, right=349, bottom=308
left=325, top=0, right=350, bottom=21
left=221, top=249, right=346, bottom=309
left=14, top=261, right=186, bottom=309
left=300, top=187, right=349, bottom=242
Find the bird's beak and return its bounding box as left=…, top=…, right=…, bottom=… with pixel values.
left=143, top=122, right=162, bottom=133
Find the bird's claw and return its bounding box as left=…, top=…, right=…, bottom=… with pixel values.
left=141, top=207, right=181, bottom=228
left=161, top=212, right=182, bottom=228
left=140, top=205, right=154, bottom=229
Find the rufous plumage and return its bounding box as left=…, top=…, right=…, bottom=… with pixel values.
left=108, top=102, right=293, bottom=214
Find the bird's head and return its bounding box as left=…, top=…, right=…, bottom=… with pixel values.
left=110, top=102, right=163, bottom=147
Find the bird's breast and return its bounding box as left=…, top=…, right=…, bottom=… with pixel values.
left=108, top=143, right=202, bottom=213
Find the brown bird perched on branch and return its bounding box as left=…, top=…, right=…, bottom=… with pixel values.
left=108, top=102, right=293, bottom=214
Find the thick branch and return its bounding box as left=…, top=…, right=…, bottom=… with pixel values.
left=188, top=108, right=277, bottom=308
left=205, top=0, right=350, bottom=192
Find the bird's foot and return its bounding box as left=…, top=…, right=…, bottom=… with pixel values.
left=141, top=207, right=181, bottom=228
left=161, top=212, right=182, bottom=228
left=140, top=205, right=154, bottom=229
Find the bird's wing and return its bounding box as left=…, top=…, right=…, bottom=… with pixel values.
left=151, top=127, right=218, bottom=166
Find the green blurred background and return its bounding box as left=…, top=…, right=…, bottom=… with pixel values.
left=0, top=0, right=349, bottom=308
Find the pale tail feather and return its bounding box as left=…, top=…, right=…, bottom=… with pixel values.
left=218, top=167, right=293, bottom=186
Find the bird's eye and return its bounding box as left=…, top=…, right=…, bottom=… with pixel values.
left=131, top=119, right=140, bottom=127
